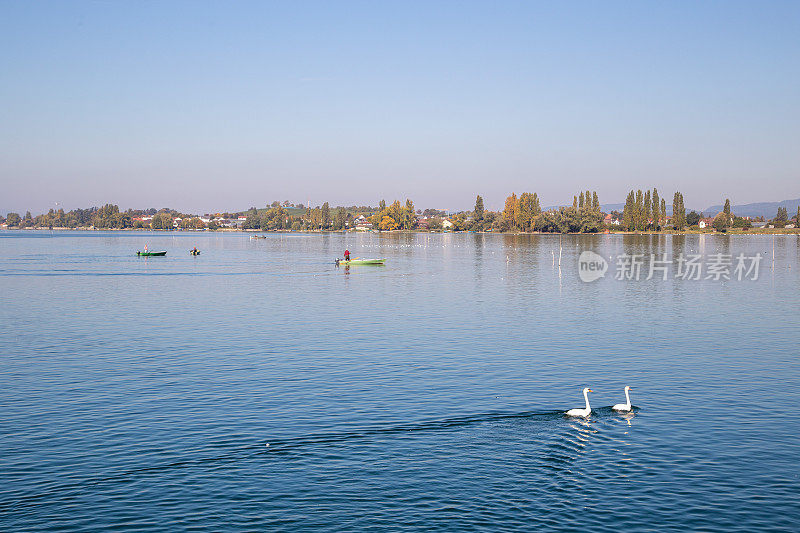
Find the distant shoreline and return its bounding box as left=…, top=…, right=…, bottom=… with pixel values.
left=3, top=227, right=800, bottom=236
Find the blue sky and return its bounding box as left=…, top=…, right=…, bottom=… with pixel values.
left=1, top=1, right=799, bottom=214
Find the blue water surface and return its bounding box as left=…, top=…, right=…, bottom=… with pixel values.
left=1, top=230, right=799, bottom=531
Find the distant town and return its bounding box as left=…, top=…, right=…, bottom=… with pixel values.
left=2, top=190, right=799, bottom=234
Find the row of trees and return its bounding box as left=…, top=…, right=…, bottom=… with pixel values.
left=2, top=205, right=209, bottom=230
left=4, top=204, right=135, bottom=229
left=621, top=188, right=668, bottom=231
left=6, top=197, right=800, bottom=233
left=770, top=206, right=800, bottom=228
left=367, top=199, right=416, bottom=231
left=500, top=190, right=603, bottom=233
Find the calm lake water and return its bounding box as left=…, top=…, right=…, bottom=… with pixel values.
left=1, top=230, right=799, bottom=531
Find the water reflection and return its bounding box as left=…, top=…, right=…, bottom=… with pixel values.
left=619, top=411, right=635, bottom=427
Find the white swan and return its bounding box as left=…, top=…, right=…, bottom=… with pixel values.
left=612, top=386, right=633, bottom=412
left=566, top=387, right=593, bottom=417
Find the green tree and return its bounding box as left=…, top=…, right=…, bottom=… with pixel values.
left=622, top=191, right=635, bottom=231
left=661, top=198, right=666, bottom=227
left=652, top=188, right=660, bottom=228
left=672, top=192, right=686, bottom=230
left=503, top=193, right=518, bottom=231
left=334, top=207, right=346, bottom=230
left=635, top=190, right=645, bottom=230
left=723, top=198, right=731, bottom=223
left=644, top=190, right=651, bottom=228
left=403, top=199, right=416, bottom=229
left=473, top=195, right=484, bottom=224
left=776, top=206, right=788, bottom=222
left=686, top=211, right=701, bottom=227
left=6, top=212, right=21, bottom=227
left=712, top=212, right=729, bottom=232
left=732, top=217, right=750, bottom=229
left=517, top=192, right=539, bottom=231
left=321, top=202, right=331, bottom=229
left=151, top=212, right=173, bottom=230
left=243, top=211, right=260, bottom=230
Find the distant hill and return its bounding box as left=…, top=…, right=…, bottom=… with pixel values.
left=702, top=198, right=800, bottom=219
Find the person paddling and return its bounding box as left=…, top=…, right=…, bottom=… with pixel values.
left=344, top=249, right=350, bottom=261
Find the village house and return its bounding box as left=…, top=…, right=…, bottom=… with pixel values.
left=354, top=214, right=373, bottom=231
left=699, top=218, right=714, bottom=228
left=603, top=214, right=621, bottom=226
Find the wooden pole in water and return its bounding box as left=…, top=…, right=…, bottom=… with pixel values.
left=558, top=234, right=562, bottom=267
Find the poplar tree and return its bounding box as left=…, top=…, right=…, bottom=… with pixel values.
left=592, top=192, right=599, bottom=211
left=321, top=202, right=331, bottom=229
left=334, top=207, right=346, bottom=230
left=503, top=193, right=518, bottom=231
left=652, top=188, right=660, bottom=227
left=661, top=199, right=666, bottom=227
left=723, top=198, right=732, bottom=226
left=404, top=199, right=415, bottom=229
left=623, top=190, right=635, bottom=231
left=644, top=190, right=651, bottom=228
left=515, top=194, right=528, bottom=231
left=672, top=192, right=686, bottom=230
left=672, top=193, right=680, bottom=230
left=635, top=190, right=644, bottom=230
left=474, top=195, right=484, bottom=222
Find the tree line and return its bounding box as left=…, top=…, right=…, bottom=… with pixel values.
left=499, top=190, right=603, bottom=233
left=4, top=195, right=799, bottom=232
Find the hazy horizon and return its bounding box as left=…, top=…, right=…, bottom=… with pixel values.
left=2, top=1, right=799, bottom=215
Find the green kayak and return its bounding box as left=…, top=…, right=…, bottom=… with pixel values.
left=137, top=251, right=167, bottom=256
left=336, top=258, right=385, bottom=265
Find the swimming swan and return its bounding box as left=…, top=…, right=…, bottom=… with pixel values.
left=612, top=386, right=633, bottom=412
left=566, top=387, right=593, bottom=417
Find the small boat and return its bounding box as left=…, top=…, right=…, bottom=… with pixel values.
left=336, top=258, right=386, bottom=265
left=137, top=251, right=166, bottom=256
left=250, top=235, right=267, bottom=239
left=189, top=250, right=201, bottom=256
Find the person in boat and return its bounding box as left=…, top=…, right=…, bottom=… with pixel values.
left=344, top=249, right=350, bottom=262
left=192, top=247, right=198, bottom=254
